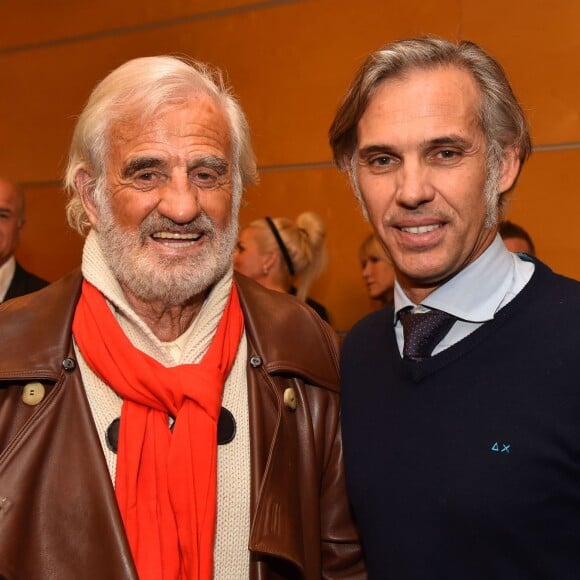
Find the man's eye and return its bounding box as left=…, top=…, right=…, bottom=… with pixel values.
left=370, top=155, right=392, bottom=166
left=192, top=169, right=220, bottom=188
left=129, top=171, right=164, bottom=191
left=363, top=154, right=399, bottom=173
left=437, top=150, right=459, bottom=160
left=135, top=171, right=157, bottom=182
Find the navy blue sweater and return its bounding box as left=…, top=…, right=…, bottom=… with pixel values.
left=341, top=260, right=580, bottom=579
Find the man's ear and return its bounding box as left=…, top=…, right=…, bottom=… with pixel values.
left=75, top=170, right=99, bottom=227
left=498, top=147, right=521, bottom=194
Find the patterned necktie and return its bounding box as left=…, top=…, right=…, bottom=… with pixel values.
left=399, top=307, right=457, bottom=361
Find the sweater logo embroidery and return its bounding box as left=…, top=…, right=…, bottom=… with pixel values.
left=491, top=442, right=510, bottom=453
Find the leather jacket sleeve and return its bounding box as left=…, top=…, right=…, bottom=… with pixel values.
left=238, top=273, right=366, bottom=579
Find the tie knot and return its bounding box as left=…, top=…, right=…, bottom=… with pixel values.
left=399, top=307, right=456, bottom=361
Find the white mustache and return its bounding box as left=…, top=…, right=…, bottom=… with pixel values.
left=140, top=213, right=216, bottom=238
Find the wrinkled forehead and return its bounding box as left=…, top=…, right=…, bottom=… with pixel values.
left=109, top=92, right=231, bottom=141
left=356, top=64, right=485, bottom=155
left=364, top=64, right=483, bottom=124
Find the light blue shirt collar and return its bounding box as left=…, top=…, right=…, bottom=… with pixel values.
left=394, top=235, right=523, bottom=323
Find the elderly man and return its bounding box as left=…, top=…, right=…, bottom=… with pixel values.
left=0, top=177, right=48, bottom=302
left=330, top=37, right=580, bottom=578
left=0, top=56, right=364, bottom=579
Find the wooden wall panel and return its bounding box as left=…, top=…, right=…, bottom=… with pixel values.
left=504, top=149, right=580, bottom=280
left=205, top=0, right=460, bottom=167
left=1, top=0, right=460, bottom=182
left=15, top=185, right=84, bottom=281
left=4, top=0, right=580, bottom=332
left=0, top=0, right=257, bottom=50
left=461, top=0, right=580, bottom=144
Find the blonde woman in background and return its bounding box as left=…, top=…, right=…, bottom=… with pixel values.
left=234, top=212, right=330, bottom=322
left=359, top=234, right=395, bottom=308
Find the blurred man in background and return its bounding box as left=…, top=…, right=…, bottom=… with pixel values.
left=0, top=177, right=47, bottom=302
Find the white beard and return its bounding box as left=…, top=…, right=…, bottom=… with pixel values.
left=95, top=204, right=238, bottom=306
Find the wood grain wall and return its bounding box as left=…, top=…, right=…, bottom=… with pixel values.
left=4, top=0, right=580, bottom=333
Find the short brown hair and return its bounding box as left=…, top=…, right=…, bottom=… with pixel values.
left=329, top=36, right=531, bottom=175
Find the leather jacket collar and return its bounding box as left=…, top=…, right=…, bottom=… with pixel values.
left=0, top=270, right=338, bottom=392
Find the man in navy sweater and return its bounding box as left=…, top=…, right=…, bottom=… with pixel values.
left=329, top=37, right=580, bottom=579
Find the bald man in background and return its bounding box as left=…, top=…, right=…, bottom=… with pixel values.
left=0, top=177, right=48, bottom=302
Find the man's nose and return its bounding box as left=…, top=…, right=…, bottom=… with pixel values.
left=157, top=176, right=201, bottom=224
left=395, top=161, right=435, bottom=208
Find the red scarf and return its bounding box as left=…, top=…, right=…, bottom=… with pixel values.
left=72, top=280, right=244, bottom=580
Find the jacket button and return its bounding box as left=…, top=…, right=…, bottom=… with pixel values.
left=249, top=355, right=262, bottom=368
left=283, top=387, right=297, bottom=411
left=22, top=382, right=45, bottom=406
left=62, top=358, right=76, bottom=371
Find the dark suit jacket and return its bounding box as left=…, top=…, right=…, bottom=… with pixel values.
left=3, top=261, right=49, bottom=301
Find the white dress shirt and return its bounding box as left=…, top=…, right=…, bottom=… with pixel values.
left=0, top=256, right=16, bottom=302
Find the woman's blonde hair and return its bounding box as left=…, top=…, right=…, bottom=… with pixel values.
left=250, top=211, right=327, bottom=301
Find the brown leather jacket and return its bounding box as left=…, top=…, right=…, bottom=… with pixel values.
left=0, top=271, right=365, bottom=580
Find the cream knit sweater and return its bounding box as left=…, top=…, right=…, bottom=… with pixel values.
left=76, top=231, right=251, bottom=577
